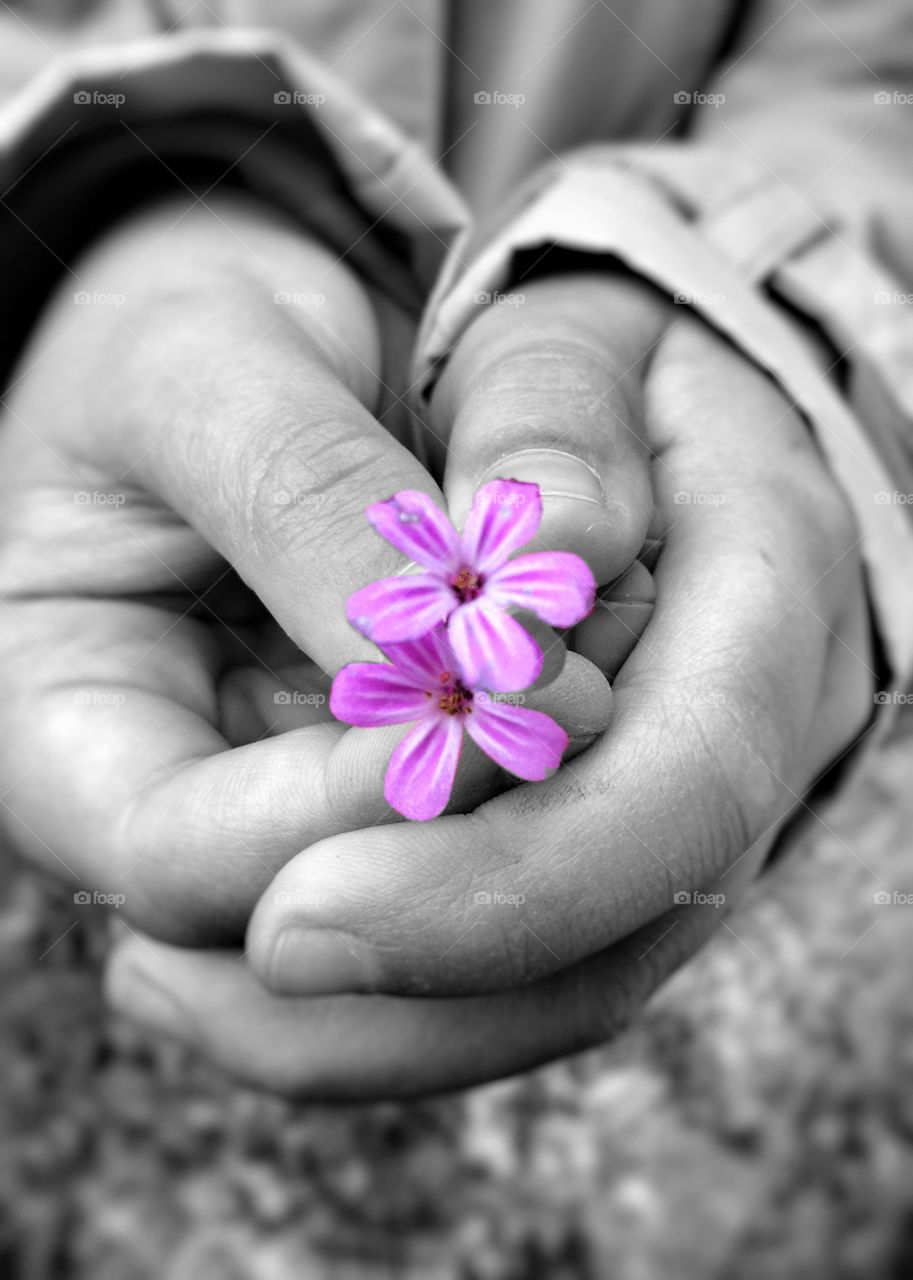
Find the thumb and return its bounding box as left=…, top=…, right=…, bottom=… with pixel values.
left=431, top=273, right=670, bottom=584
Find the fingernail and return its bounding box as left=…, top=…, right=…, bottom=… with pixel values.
left=480, top=449, right=605, bottom=505
left=106, top=959, right=193, bottom=1040
left=268, top=926, right=376, bottom=995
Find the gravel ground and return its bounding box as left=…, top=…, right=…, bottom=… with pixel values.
left=2, top=707, right=913, bottom=1280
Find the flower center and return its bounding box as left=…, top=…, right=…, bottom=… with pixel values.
left=451, top=565, right=483, bottom=603
left=429, top=670, right=474, bottom=716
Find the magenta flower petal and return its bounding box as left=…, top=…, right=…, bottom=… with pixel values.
left=329, top=663, right=432, bottom=728
left=467, top=697, right=568, bottom=780
left=379, top=628, right=462, bottom=688
left=460, top=480, right=542, bottom=575
left=384, top=715, right=463, bottom=821
left=366, top=491, right=461, bottom=574
left=486, top=551, right=597, bottom=627
left=448, top=598, right=543, bottom=692
left=347, top=574, right=455, bottom=641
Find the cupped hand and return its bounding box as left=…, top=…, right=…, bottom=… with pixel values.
left=0, top=198, right=611, bottom=946
left=104, top=279, right=875, bottom=1098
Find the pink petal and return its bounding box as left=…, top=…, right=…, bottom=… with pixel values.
left=366, top=491, right=461, bottom=574
left=485, top=551, right=596, bottom=627
left=467, top=697, right=568, bottom=780
left=460, top=481, right=542, bottom=575
left=384, top=715, right=463, bottom=820
left=448, top=598, right=543, bottom=692
left=347, top=574, right=454, bottom=641
left=379, top=628, right=462, bottom=688
left=330, top=662, right=431, bottom=727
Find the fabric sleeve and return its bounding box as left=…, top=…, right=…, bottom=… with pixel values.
left=0, top=26, right=467, bottom=386
left=413, top=0, right=913, bottom=700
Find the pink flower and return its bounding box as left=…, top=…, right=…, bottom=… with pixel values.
left=330, top=627, right=568, bottom=821
left=346, top=481, right=596, bottom=692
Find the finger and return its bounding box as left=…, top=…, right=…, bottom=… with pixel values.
left=572, top=559, right=655, bottom=677
left=246, top=322, right=858, bottom=996
left=105, top=891, right=720, bottom=1100
left=432, top=275, right=668, bottom=584
left=0, top=592, right=609, bottom=944
left=20, top=195, right=440, bottom=677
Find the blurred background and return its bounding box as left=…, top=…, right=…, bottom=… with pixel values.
left=2, top=705, right=913, bottom=1280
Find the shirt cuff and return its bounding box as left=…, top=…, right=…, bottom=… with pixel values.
left=413, top=153, right=913, bottom=709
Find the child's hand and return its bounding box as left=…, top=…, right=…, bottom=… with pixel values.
left=0, top=196, right=609, bottom=944
left=105, top=303, right=875, bottom=1098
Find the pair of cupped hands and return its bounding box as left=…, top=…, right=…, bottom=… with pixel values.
left=0, top=193, right=872, bottom=1098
